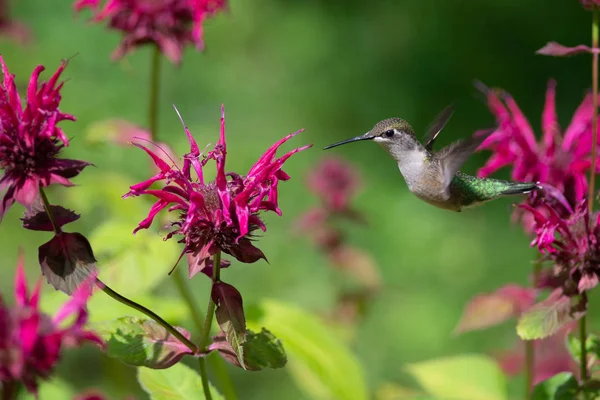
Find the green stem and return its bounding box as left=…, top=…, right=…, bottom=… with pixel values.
left=197, top=251, right=223, bottom=400
left=1, top=381, right=18, bottom=400
left=172, top=269, right=238, bottom=399
left=148, top=45, right=161, bottom=140
left=524, top=259, right=542, bottom=399
left=581, top=6, right=599, bottom=385
left=96, top=279, right=198, bottom=354
left=39, top=187, right=60, bottom=234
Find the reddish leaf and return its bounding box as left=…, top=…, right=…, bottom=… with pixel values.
left=536, top=42, right=595, bottom=57
left=517, top=289, right=584, bottom=340
left=38, top=232, right=98, bottom=295
left=454, top=285, right=537, bottom=334
left=21, top=201, right=80, bottom=231
left=211, top=281, right=246, bottom=368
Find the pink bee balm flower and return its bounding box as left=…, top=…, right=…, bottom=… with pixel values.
left=0, top=56, right=91, bottom=221
left=125, top=105, right=311, bottom=278
left=520, top=199, right=600, bottom=298
left=74, top=0, right=226, bottom=64
left=476, top=81, right=596, bottom=230
left=306, top=156, right=362, bottom=214
left=0, top=255, right=102, bottom=394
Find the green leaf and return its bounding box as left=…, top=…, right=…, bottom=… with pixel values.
left=566, top=333, right=600, bottom=365
left=93, top=316, right=194, bottom=369
left=138, top=361, right=224, bottom=400
left=405, top=354, right=507, bottom=400
left=212, top=281, right=246, bottom=369
left=531, top=372, right=578, bottom=400
left=211, top=328, right=287, bottom=370
left=247, top=299, right=368, bottom=400
left=517, top=290, right=583, bottom=340
left=89, top=220, right=180, bottom=296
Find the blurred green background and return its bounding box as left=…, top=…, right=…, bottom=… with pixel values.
left=2, top=0, right=599, bottom=399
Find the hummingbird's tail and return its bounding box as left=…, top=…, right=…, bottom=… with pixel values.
left=499, top=181, right=541, bottom=196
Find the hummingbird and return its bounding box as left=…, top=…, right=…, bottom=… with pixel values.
left=323, top=106, right=540, bottom=211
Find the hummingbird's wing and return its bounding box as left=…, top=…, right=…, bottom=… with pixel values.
left=436, top=129, right=493, bottom=189
left=423, top=104, right=455, bottom=151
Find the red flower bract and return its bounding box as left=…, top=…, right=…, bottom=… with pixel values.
left=74, top=0, right=226, bottom=63
left=520, top=199, right=600, bottom=298
left=0, top=255, right=102, bottom=394
left=0, top=56, right=90, bottom=221
left=125, top=105, right=311, bottom=278
left=476, top=80, right=596, bottom=230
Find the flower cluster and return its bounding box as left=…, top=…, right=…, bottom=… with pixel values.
left=0, top=57, right=90, bottom=221
left=476, top=81, right=596, bottom=230
left=125, top=106, right=310, bottom=278
left=0, top=256, right=102, bottom=394
left=74, top=0, right=227, bottom=63
left=521, top=199, right=600, bottom=298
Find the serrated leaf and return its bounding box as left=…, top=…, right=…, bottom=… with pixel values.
left=406, top=354, right=507, bottom=400
left=93, top=316, right=194, bottom=369
left=566, top=333, right=600, bottom=366
left=517, top=290, right=583, bottom=340
left=454, top=285, right=536, bottom=334
left=212, top=281, right=246, bottom=368
left=247, top=299, right=368, bottom=400
left=89, top=220, right=180, bottom=296
left=138, top=361, right=224, bottom=400
left=210, top=328, right=286, bottom=370
left=531, top=372, right=578, bottom=400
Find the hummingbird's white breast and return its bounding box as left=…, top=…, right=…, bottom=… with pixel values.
left=395, top=149, right=427, bottom=191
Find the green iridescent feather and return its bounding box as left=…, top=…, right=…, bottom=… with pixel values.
left=450, top=172, right=537, bottom=207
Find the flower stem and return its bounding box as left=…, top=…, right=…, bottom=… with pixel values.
left=96, top=279, right=198, bottom=354
left=38, top=187, right=60, bottom=234
left=197, top=251, right=223, bottom=400
left=1, top=381, right=18, bottom=400
left=581, top=5, right=599, bottom=385
left=148, top=44, right=161, bottom=140
left=172, top=269, right=238, bottom=399
left=524, top=258, right=542, bottom=399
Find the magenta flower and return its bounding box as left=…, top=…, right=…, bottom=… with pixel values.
left=520, top=199, right=600, bottom=298
left=0, top=0, right=31, bottom=44
left=306, top=157, right=362, bottom=214
left=125, top=105, right=310, bottom=278
left=74, top=0, right=226, bottom=63
left=476, top=81, right=595, bottom=229
left=0, top=255, right=102, bottom=394
left=0, top=56, right=91, bottom=221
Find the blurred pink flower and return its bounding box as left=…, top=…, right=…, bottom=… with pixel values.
left=580, top=0, right=600, bottom=9
left=74, top=0, right=226, bottom=64
left=125, top=105, right=310, bottom=278
left=307, top=157, right=362, bottom=213
left=0, top=0, right=31, bottom=44
left=476, top=80, right=596, bottom=231
left=0, top=56, right=91, bottom=221
left=0, top=255, right=102, bottom=394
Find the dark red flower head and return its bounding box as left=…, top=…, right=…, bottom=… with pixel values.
left=125, top=105, right=311, bottom=278
left=476, top=80, right=596, bottom=230
left=0, top=56, right=90, bottom=221
left=306, top=156, right=361, bottom=213
left=0, top=255, right=102, bottom=394
left=520, top=199, right=600, bottom=298
left=74, top=0, right=226, bottom=64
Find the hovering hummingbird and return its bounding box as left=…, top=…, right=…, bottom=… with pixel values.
left=323, top=106, right=540, bottom=211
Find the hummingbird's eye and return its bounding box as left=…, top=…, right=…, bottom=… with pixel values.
left=383, top=129, right=395, bottom=138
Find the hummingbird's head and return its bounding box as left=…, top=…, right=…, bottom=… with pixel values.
left=323, top=118, right=417, bottom=154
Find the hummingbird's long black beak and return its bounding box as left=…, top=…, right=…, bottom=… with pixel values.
left=323, top=133, right=375, bottom=150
